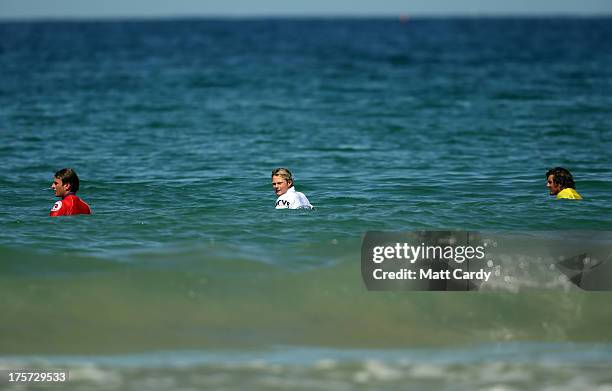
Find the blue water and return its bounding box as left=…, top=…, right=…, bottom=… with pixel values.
left=1, top=17, right=612, bottom=390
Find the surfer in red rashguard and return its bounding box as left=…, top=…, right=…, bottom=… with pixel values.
left=50, top=168, right=91, bottom=217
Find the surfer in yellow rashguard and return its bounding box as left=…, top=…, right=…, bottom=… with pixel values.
left=546, top=167, right=582, bottom=200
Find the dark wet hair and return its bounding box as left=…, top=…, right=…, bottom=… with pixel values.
left=546, top=167, right=576, bottom=190
left=55, top=168, right=80, bottom=193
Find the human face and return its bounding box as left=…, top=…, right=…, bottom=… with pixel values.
left=272, top=175, right=292, bottom=197
left=52, top=177, right=70, bottom=198
left=546, top=174, right=562, bottom=195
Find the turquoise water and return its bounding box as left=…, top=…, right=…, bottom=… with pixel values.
left=1, top=18, right=612, bottom=389
left=3, top=344, right=612, bottom=390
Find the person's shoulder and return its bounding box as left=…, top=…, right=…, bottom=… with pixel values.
left=50, top=200, right=64, bottom=215
left=293, top=190, right=314, bottom=209
left=275, top=187, right=313, bottom=209
left=64, top=194, right=78, bottom=202
left=557, top=188, right=583, bottom=200
left=283, top=187, right=299, bottom=200
left=58, top=194, right=92, bottom=215
left=72, top=194, right=92, bottom=213
left=71, top=193, right=89, bottom=204
left=62, top=194, right=79, bottom=208
left=295, top=190, right=309, bottom=201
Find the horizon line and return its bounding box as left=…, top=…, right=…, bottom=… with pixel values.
left=1, top=12, right=612, bottom=23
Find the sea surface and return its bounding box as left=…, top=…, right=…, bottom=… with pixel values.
left=1, top=17, right=612, bottom=390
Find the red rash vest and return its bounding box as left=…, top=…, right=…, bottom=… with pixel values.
left=50, top=193, right=91, bottom=217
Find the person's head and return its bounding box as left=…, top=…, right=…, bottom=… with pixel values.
left=52, top=168, right=80, bottom=198
left=271, top=167, right=293, bottom=197
left=546, top=167, right=576, bottom=195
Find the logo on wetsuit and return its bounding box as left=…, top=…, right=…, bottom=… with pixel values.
left=276, top=200, right=290, bottom=207
left=51, top=201, right=62, bottom=212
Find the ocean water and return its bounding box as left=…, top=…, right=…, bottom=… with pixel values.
left=1, top=18, right=612, bottom=390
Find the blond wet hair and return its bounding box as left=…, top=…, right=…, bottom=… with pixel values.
left=271, top=167, right=293, bottom=182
